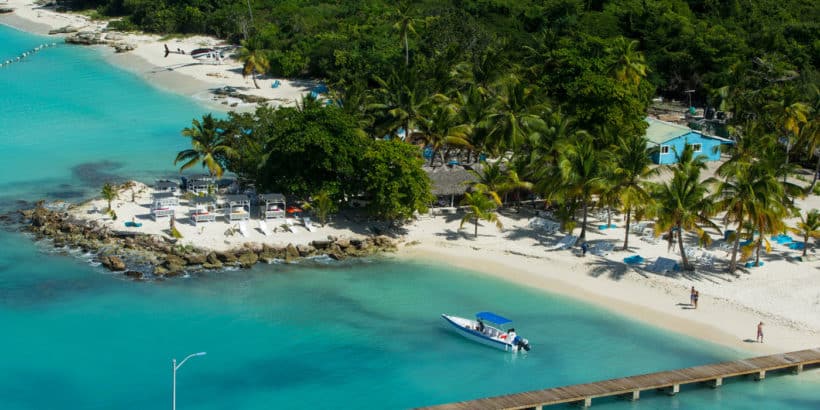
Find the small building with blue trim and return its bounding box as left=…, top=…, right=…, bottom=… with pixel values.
left=645, top=117, right=733, bottom=165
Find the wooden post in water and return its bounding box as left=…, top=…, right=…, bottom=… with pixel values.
left=755, top=370, right=766, bottom=381
left=710, top=377, right=723, bottom=388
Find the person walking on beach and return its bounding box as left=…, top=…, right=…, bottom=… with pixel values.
left=692, top=290, right=699, bottom=309
left=581, top=242, right=589, bottom=257
left=690, top=286, right=696, bottom=306
left=757, top=321, right=764, bottom=343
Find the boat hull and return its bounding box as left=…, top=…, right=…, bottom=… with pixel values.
left=441, top=314, right=517, bottom=351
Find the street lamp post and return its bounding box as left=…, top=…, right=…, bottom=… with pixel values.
left=172, top=352, right=207, bottom=410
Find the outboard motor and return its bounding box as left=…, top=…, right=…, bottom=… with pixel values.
left=513, top=336, right=531, bottom=352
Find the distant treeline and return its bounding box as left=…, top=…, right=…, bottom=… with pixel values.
left=67, top=0, right=818, bottom=102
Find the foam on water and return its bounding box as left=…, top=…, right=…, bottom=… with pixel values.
left=0, top=24, right=818, bottom=409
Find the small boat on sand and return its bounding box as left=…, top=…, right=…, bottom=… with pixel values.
left=441, top=312, right=531, bottom=352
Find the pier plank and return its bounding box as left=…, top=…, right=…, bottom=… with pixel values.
left=417, top=348, right=820, bottom=410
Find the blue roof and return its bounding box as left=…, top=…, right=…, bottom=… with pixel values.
left=476, top=312, right=513, bottom=325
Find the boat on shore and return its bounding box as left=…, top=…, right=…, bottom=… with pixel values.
left=441, top=312, right=531, bottom=352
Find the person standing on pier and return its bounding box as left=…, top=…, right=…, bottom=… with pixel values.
left=757, top=322, right=764, bottom=343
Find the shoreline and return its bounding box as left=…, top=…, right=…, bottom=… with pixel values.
left=4, top=2, right=820, bottom=362
left=395, top=245, right=820, bottom=357
left=0, top=2, right=316, bottom=112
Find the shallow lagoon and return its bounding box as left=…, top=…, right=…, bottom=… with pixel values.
left=1, top=24, right=818, bottom=409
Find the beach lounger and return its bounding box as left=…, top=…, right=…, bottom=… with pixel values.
left=239, top=221, right=249, bottom=237
left=648, top=257, right=678, bottom=273
left=303, top=217, right=316, bottom=232
left=590, top=242, right=614, bottom=256
left=259, top=220, right=272, bottom=236
left=286, top=218, right=300, bottom=233
left=623, top=255, right=644, bottom=265
left=548, top=234, right=577, bottom=251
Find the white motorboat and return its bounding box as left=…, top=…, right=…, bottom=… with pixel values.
left=441, top=312, right=531, bottom=352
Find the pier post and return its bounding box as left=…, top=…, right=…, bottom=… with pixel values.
left=710, top=378, right=723, bottom=388
left=630, top=390, right=640, bottom=401
left=794, top=364, right=804, bottom=374
left=666, top=384, right=680, bottom=396
left=754, top=371, right=766, bottom=381
left=583, top=397, right=592, bottom=407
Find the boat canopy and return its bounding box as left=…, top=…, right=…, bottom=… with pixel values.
left=476, top=312, right=512, bottom=325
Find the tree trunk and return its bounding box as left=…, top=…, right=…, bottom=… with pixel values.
left=606, top=207, right=612, bottom=228
left=251, top=68, right=260, bottom=89
left=755, top=237, right=762, bottom=266
left=429, top=148, right=438, bottom=166
left=623, top=209, right=631, bottom=250
left=803, top=233, right=809, bottom=257
left=812, top=154, right=820, bottom=191
left=404, top=33, right=409, bottom=67
left=728, top=218, right=743, bottom=273
left=579, top=198, right=588, bottom=241
left=783, top=138, right=791, bottom=184
left=474, top=218, right=478, bottom=237
left=678, top=225, right=691, bottom=270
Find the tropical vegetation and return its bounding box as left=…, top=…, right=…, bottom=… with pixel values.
left=137, top=0, right=819, bottom=271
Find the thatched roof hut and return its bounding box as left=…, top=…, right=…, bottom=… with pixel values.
left=425, top=166, right=477, bottom=197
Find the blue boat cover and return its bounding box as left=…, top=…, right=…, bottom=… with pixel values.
left=476, top=311, right=512, bottom=325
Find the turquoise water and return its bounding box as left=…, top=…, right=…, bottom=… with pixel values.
left=1, top=24, right=818, bottom=409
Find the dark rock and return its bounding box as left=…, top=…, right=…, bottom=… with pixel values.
left=216, top=251, right=237, bottom=264
left=296, top=244, right=315, bottom=257
left=285, top=244, right=299, bottom=259
left=237, top=252, right=259, bottom=268
left=100, top=255, right=126, bottom=271
left=184, top=253, right=207, bottom=265
left=311, top=240, right=332, bottom=250
left=0, top=7, right=14, bottom=14
left=335, top=238, right=351, bottom=248
left=124, top=270, right=143, bottom=279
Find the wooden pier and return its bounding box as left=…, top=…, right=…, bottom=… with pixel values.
left=418, top=348, right=820, bottom=409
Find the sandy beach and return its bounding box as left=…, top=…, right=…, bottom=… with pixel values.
left=0, top=0, right=316, bottom=111
left=71, top=179, right=820, bottom=358
left=4, top=1, right=820, bottom=360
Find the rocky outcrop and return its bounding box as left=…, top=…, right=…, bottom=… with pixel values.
left=213, top=86, right=269, bottom=104
left=9, top=204, right=398, bottom=280
left=63, top=30, right=136, bottom=53
left=49, top=25, right=82, bottom=35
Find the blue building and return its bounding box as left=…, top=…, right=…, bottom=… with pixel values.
left=645, top=117, right=733, bottom=165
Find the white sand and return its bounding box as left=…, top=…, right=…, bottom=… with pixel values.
left=74, top=181, right=820, bottom=356
left=0, top=1, right=315, bottom=111
left=5, top=1, right=820, bottom=357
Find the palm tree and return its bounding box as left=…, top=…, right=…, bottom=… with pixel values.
left=416, top=102, right=472, bottom=166
left=716, top=160, right=784, bottom=272
left=371, top=68, right=428, bottom=141
left=468, top=160, right=533, bottom=205
left=459, top=189, right=503, bottom=238
left=545, top=135, right=605, bottom=242
left=607, top=37, right=647, bottom=86
left=610, top=134, right=658, bottom=250
left=789, top=209, right=820, bottom=257
left=765, top=96, right=810, bottom=183
left=101, top=182, right=117, bottom=212
left=392, top=2, right=418, bottom=67
left=237, top=37, right=269, bottom=89
left=484, top=77, right=546, bottom=155
left=653, top=146, right=720, bottom=270
left=175, top=114, right=237, bottom=178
